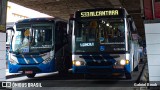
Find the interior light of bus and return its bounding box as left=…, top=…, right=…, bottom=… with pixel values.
left=109, top=25, right=112, bottom=28
left=102, top=20, right=105, bottom=24
left=106, top=23, right=110, bottom=26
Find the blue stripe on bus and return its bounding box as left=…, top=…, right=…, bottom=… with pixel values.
left=34, top=56, right=44, bottom=63
left=23, top=56, right=36, bottom=64
left=16, top=56, right=27, bottom=64
left=79, top=54, right=117, bottom=65
left=16, top=55, right=44, bottom=64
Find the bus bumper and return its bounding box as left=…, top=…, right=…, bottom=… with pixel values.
left=8, top=60, right=55, bottom=73
left=72, top=65, right=130, bottom=75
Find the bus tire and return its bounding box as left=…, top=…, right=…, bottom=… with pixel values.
left=26, top=73, right=36, bottom=78
left=125, top=73, right=132, bottom=79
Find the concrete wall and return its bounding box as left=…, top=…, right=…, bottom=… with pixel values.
left=145, top=22, right=160, bottom=81
left=0, top=0, right=7, bottom=81
left=0, top=33, right=6, bottom=81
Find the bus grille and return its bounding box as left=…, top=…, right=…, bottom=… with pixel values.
left=87, top=61, right=113, bottom=66
left=88, top=68, right=112, bottom=73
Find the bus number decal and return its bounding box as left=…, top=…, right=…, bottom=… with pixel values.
left=80, top=42, right=94, bottom=47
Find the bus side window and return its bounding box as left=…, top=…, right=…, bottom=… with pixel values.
left=127, top=20, right=132, bottom=51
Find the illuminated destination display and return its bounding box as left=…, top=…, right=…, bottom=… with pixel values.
left=76, top=9, right=125, bottom=18
left=80, top=10, right=119, bottom=17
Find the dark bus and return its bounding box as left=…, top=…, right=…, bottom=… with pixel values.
left=69, top=8, right=140, bottom=79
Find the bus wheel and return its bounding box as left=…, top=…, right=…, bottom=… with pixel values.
left=26, top=73, right=36, bottom=78
left=125, top=73, right=132, bottom=79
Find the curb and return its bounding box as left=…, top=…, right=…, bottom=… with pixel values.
left=135, top=60, right=147, bottom=83
left=6, top=73, right=25, bottom=79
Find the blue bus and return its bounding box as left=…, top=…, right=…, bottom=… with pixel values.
left=69, top=8, right=140, bottom=79
left=7, top=17, right=72, bottom=78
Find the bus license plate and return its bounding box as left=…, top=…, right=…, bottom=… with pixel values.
left=113, top=66, right=124, bottom=69
left=25, top=71, right=33, bottom=74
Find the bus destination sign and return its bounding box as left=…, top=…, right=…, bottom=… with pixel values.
left=81, top=10, right=119, bottom=17
left=76, top=9, right=125, bottom=18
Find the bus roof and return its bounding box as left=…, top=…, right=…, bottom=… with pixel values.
left=16, top=17, right=66, bottom=23
left=76, top=8, right=126, bottom=12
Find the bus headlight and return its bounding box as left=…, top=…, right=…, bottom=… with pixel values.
left=73, top=60, right=85, bottom=66
left=120, top=60, right=126, bottom=65
left=119, top=59, right=129, bottom=65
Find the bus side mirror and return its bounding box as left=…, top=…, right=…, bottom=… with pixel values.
left=6, top=27, right=14, bottom=35
left=6, top=27, right=14, bottom=46
left=7, top=27, right=14, bottom=30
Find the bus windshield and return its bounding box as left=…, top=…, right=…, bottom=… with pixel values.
left=12, top=23, right=53, bottom=54
left=74, top=18, right=125, bottom=52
